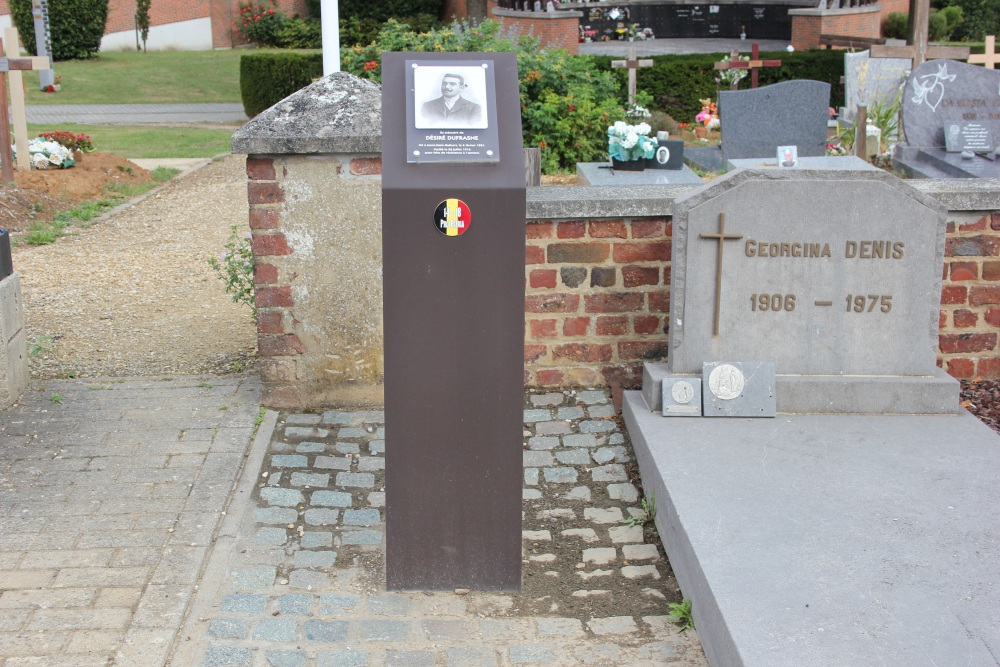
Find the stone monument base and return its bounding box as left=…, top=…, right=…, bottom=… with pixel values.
left=894, top=145, right=1000, bottom=180
left=0, top=272, right=28, bottom=408
left=642, top=362, right=959, bottom=415
left=623, top=389, right=1000, bottom=667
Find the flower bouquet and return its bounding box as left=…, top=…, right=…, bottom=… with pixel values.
left=715, top=50, right=749, bottom=90
left=12, top=138, right=76, bottom=169
left=608, top=120, right=656, bottom=170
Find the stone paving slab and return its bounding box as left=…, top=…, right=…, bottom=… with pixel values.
left=0, top=374, right=261, bottom=666
left=175, top=390, right=708, bottom=667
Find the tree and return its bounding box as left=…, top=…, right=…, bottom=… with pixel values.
left=10, top=0, right=109, bottom=60
left=136, top=0, right=151, bottom=52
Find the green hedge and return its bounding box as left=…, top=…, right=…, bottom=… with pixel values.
left=240, top=50, right=324, bottom=118
left=592, top=50, right=845, bottom=124
left=10, top=0, right=108, bottom=60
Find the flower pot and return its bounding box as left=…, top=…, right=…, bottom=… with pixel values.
left=694, top=126, right=707, bottom=139
left=611, top=158, right=645, bottom=171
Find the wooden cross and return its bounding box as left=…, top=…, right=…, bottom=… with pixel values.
left=869, top=0, right=968, bottom=67
left=0, top=30, right=49, bottom=183
left=713, top=43, right=781, bottom=90
left=700, top=213, right=743, bottom=337
left=611, top=47, right=653, bottom=106
left=968, top=35, right=1000, bottom=69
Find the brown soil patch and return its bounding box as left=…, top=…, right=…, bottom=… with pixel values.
left=2, top=153, right=154, bottom=232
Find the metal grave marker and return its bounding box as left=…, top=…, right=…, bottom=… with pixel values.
left=382, top=52, right=524, bottom=591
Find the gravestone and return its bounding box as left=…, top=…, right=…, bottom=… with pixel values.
left=895, top=59, right=1000, bottom=178
left=0, top=229, right=27, bottom=408
left=841, top=49, right=910, bottom=123
left=382, top=52, right=524, bottom=591
left=719, top=80, right=830, bottom=161
left=644, top=168, right=957, bottom=415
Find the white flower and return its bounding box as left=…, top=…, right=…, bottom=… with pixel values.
left=622, top=132, right=638, bottom=149
left=613, top=121, right=628, bottom=134
left=31, top=153, right=49, bottom=169
left=635, top=122, right=651, bottom=136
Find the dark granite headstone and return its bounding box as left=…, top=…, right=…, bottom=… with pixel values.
left=648, top=139, right=685, bottom=170
left=900, top=59, right=1000, bottom=148
left=0, top=230, right=11, bottom=281
left=719, top=80, right=830, bottom=161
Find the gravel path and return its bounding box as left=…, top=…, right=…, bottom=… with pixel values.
left=12, top=155, right=257, bottom=379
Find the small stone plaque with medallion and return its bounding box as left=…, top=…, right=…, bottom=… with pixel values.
left=661, top=376, right=702, bottom=416
left=701, top=361, right=776, bottom=417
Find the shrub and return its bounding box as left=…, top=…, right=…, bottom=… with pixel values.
left=240, top=50, right=323, bottom=117
left=207, top=225, right=256, bottom=319
left=341, top=19, right=624, bottom=173
left=928, top=10, right=949, bottom=41
left=944, top=0, right=998, bottom=41
left=277, top=17, right=322, bottom=49
left=10, top=0, right=108, bottom=60
left=882, top=12, right=909, bottom=40
left=235, top=0, right=286, bottom=47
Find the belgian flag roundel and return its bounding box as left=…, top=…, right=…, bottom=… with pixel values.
left=433, top=199, right=471, bottom=237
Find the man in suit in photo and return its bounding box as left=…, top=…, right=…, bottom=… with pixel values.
left=420, top=72, right=483, bottom=127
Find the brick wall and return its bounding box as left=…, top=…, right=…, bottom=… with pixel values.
left=939, top=211, right=1000, bottom=379
left=488, top=2, right=580, bottom=55
left=791, top=5, right=883, bottom=50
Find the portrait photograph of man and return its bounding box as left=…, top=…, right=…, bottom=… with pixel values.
left=414, top=66, right=490, bottom=129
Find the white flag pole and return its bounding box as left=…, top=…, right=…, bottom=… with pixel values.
left=321, top=0, right=340, bottom=75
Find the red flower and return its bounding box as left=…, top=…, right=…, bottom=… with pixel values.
left=363, top=61, right=378, bottom=71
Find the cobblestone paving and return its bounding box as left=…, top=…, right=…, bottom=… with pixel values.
left=179, top=390, right=707, bottom=667
left=0, top=375, right=261, bottom=667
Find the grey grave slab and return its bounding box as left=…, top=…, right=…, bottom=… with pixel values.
left=719, top=81, right=830, bottom=161
left=727, top=155, right=876, bottom=171
left=660, top=376, right=702, bottom=417
left=701, top=362, right=775, bottom=417
left=577, top=161, right=703, bottom=185
left=623, top=390, right=1000, bottom=667
left=668, top=168, right=957, bottom=414
left=684, top=146, right=724, bottom=174
left=900, top=59, right=1000, bottom=150
left=841, top=49, right=910, bottom=123
left=894, top=144, right=1000, bottom=180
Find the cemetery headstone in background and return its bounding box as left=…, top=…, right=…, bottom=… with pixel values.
left=382, top=52, right=524, bottom=591
left=895, top=59, right=1000, bottom=178
left=841, top=49, right=910, bottom=123
left=719, top=80, right=831, bottom=162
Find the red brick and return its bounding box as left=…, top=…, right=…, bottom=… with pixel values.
left=563, top=317, right=590, bottom=336
left=253, top=234, right=293, bottom=256
left=600, top=365, right=644, bottom=390
left=248, top=181, right=284, bottom=205
left=256, top=286, right=293, bottom=308
left=946, top=358, right=975, bottom=378
left=525, top=294, right=580, bottom=313
left=535, top=369, right=565, bottom=386
left=950, top=261, right=978, bottom=281
left=947, top=236, right=1000, bottom=257
left=983, top=261, right=1000, bottom=281
left=257, top=312, right=283, bottom=335
left=649, top=292, right=670, bottom=313
left=992, top=213, right=1000, bottom=231
left=262, top=385, right=302, bottom=409
left=246, top=157, right=276, bottom=181
left=526, top=222, right=553, bottom=239
left=553, top=343, right=612, bottom=362
left=622, top=266, right=659, bottom=287
left=618, top=341, right=669, bottom=360
left=985, top=308, right=1000, bottom=327
left=941, top=285, right=968, bottom=305
left=977, top=357, right=1000, bottom=377
left=529, top=319, right=557, bottom=339
left=953, top=309, right=979, bottom=328
left=525, top=344, right=548, bottom=363
left=633, top=315, right=660, bottom=334
left=939, top=333, right=997, bottom=354
left=589, top=221, right=627, bottom=238
left=350, top=157, right=382, bottom=175
left=259, top=334, right=306, bottom=356
left=970, top=286, right=1000, bottom=306
left=526, top=245, right=545, bottom=264
left=260, top=358, right=296, bottom=383
left=958, top=215, right=987, bottom=231
left=940, top=310, right=947, bottom=329
left=596, top=316, right=628, bottom=336
left=584, top=293, right=644, bottom=313
left=631, top=219, right=666, bottom=238
left=529, top=269, right=557, bottom=289
left=249, top=208, right=280, bottom=230
left=613, top=241, right=670, bottom=263
left=946, top=221, right=956, bottom=233
left=557, top=221, right=586, bottom=239
left=548, top=243, right=609, bottom=263
left=254, top=263, right=278, bottom=285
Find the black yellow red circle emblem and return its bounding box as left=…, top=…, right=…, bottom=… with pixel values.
left=434, top=199, right=471, bottom=237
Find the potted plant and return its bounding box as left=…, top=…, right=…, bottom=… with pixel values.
left=608, top=120, right=656, bottom=170
left=695, top=99, right=718, bottom=139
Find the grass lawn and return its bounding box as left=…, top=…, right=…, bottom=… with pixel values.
left=27, top=123, right=236, bottom=158
left=22, top=50, right=243, bottom=105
